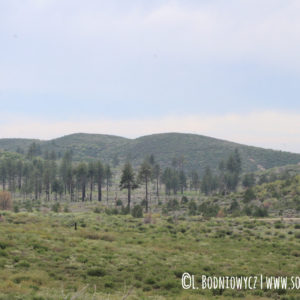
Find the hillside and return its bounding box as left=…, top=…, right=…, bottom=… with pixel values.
left=0, top=132, right=300, bottom=175
left=0, top=138, right=38, bottom=152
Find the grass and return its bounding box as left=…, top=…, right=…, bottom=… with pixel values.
left=0, top=210, right=299, bottom=299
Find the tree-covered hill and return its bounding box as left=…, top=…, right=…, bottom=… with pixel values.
left=0, top=132, right=300, bottom=175
left=0, top=138, right=38, bottom=153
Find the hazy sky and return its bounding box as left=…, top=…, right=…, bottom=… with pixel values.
left=1, top=0, right=300, bottom=152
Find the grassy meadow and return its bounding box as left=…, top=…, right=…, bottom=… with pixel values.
left=0, top=203, right=300, bottom=299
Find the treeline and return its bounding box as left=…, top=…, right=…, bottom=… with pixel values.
left=0, top=151, right=112, bottom=202
left=0, top=148, right=245, bottom=210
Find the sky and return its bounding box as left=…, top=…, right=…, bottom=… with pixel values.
left=1, top=0, right=300, bottom=153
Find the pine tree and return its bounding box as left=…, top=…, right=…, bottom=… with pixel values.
left=75, top=162, right=88, bottom=202
left=153, top=163, right=161, bottom=200
left=95, top=161, right=104, bottom=202
left=88, top=161, right=96, bottom=201
left=104, top=164, right=112, bottom=204
left=138, top=160, right=152, bottom=212
left=179, top=170, right=187, bottom=194
left=120, top=162, right=138, bottom=211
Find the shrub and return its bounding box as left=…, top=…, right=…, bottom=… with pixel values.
left=162, top=279, right=177, bottom=290
left=243, top=205, right=252, bottom=216
left=93, top=206, right=101, bottom=213
left=199, top=202, right=220, bottom=217
left=116, top=199, right=123, bottom=206
left=291, top=250, right=300, bottom=257
left=181, top=196, right=189, bottom=204
left=166, top=199, right=179, bottom=210
left=253, top=207, right=268, bottom=217
left=188, top=200, right=197, bottom=216
left=229, top=199, right=240, bottom=213
left=243, top=188, right=256, bottom=203
left=13, top=204, right=20, bottom=213
left=121, top=205, right=130, bottom=215
left=25, top=200, right=32, bottom=212
left=16, top=261, right=30, bottom=268
left=51, top=202, right=60, bottom=213
left=99, top=234, right=115, bottom=242
left=87, top=268, right=106, bottom=277
left=131, top=205, right=143, bottom=218
left=0, top=241, right=8, bottom=249
left=274, top=221, right=284, bottom=229
left=0, top=191, right=12, bottom=210
left=105, top=208, right=119, bottom=215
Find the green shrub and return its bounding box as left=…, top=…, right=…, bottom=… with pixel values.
left=116, top=199, right=123, bottom=206
left=16, top=261, right=30, bottom=268
left=253, top=207, right=268, bottom=217
left=99, top=234, right=115, bottom=242
left=87, top=268, right=106, bottom=277
left=295, top=232, right=300, bottom=239
left=145, top=277, right=156, bottom=285
left=243, top=188, right=256, bottom=203
left=93, top=206, right=101, bottom=213
left=188, top=200, right=197, bottom=216
left=162, top=279, right=177, bottom=290
left=51, top=202, right=60, bottom=213
left=274, top=221, right=285, bottom=229
left=199, top=202, right=220, bottom=217
left=13, top=204, right=20, bottom=213
left=291, top=250, right=300, bottom=257
left=166, top=199, right=179, bottom=210
left=121, top=205, right=130, bottom=215
left=0, top=241, right=8, bottom=249
left=181, top=196, right=189, bottom=204
left=243, top=205, right=252, bottom=216
left=131, top=205, right=143, bottom=218
left=25, top=200, right=33, bottom=212
left=105, top=208, right=119, bottom=215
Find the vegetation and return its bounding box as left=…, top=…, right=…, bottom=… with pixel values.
left=1, top=132, right=300, bottom=175
left=0, top=191, right=12, bottom=210
left=0, top=211, right=299, bottom=299
left=1, top=136, right=300, bottom=299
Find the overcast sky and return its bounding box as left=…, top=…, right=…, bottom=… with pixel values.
left=1, top=0, right=300, bottom=152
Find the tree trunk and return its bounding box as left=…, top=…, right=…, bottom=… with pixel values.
left=106, top=182, right=109, bottom=205
left=98, top=181, right=102, bottom=201
left=156, top=178, right=159, bottom=201
left=145, top=179, right=148, bottom=213
left=127, top=187, right=131, bottom=211
left=82, top=183, right=86, bottom=202
left=90, top=181, right=93, bottom=201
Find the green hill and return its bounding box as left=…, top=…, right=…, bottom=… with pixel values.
left=0, top=138, right=38, bottom=152
left=0, top=132, right=300, bottom=175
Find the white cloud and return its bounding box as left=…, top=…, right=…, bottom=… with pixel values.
left=0, top=111, right=300, bottom=153
left=2, top=0, right=300, bottom=68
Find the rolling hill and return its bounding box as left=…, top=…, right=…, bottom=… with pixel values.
left=0, top=132, right=300, bottom=175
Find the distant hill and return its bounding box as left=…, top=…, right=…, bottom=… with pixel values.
left=0, top=138, right=38, bottom=152
left=0, top=132, right=300, bottom=175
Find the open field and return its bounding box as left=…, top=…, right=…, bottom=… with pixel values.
left=0, top=208, right=299, bottom=299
